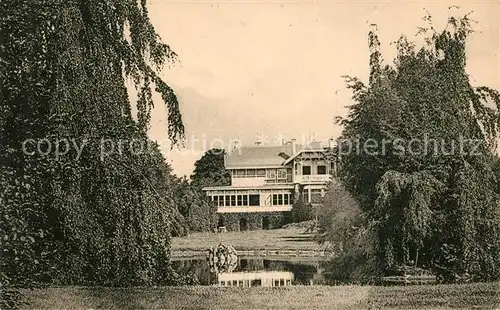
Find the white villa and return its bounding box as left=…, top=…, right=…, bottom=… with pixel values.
left=203, top=138, right=339, bottom=231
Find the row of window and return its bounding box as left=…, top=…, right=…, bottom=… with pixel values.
left=211, top=193, right=293, bottom=206
left=211, top=192, right=327, bottom=206
left=302, top=165, right=327, bottom=175
left=231, top=168, right=289, bottom=179
left=272, top=193, right=292, bottom=206
left=231, top=166, right=330, bottom=177
left=212, top=194, right=260, bottom=207
left=232, top=169, right=266, bottom=178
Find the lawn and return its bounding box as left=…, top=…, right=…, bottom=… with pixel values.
left=24, top=282, right=500, bottom=309
left=171, top=228, right=320, bottom=253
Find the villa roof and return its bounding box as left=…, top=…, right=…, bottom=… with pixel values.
left=225, top=145, right=293, bottom=168
left=225, top=141, right=329, bottom=169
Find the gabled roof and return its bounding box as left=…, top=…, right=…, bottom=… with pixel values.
left=282, top=143, right=328, bottom=165
left=225, top=145, right=293, bottom=169
left=225, top=141, right=332, bottom=169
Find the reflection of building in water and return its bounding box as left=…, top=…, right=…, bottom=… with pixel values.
left=217, top=271, right=294, bottom=287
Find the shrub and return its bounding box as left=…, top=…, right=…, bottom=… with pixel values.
left=317, top=182, right=382, bottom=283
left=291, top=200, right=314, bottom=223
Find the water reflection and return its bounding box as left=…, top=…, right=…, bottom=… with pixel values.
left=171, top=257, right=324, bottom=286
left=217, top=271, right=293, bottom=287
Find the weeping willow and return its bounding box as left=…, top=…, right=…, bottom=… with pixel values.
left=1, top=1, right=187, bottom=305
left=337, top=12, right=500, bottom=281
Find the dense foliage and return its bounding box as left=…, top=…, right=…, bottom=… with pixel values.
left=190, top=149, right=231, bottom=189
left=169, top=149, right=231, bottom=235
left=170, top=177, right=217, bottom=236
left=316, top=182, right=380, bottom=283
left=1, top=1, right=186, bottom=307
left=291, top=200, right=314, bottom=223
left=332, top=13, right=500, bottom=282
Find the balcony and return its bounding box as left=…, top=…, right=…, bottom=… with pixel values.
left=294, top=174, right=331, bottom=184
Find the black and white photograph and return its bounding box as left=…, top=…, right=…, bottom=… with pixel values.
left=1, top=0, right=499, bottom=309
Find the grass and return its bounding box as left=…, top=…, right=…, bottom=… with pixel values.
left=171, top=228, right=320, bottom=252
left=24, top=282, right=500, bottom=309
left=26, top=230, right=497, bottom=309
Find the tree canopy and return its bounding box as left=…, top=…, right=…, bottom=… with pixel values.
left=334, top=12, right=500, bottom=282
left=1, top=1, right=187, bottom=307
left=190, top=149, right=231, bottom=189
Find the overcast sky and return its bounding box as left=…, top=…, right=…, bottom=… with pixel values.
left=142, top=0, right=499, bottom=177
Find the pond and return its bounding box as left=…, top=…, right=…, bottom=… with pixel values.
left=171, top=256, right=327, bottom=286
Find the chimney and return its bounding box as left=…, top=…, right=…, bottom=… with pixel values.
left=328, top=138, right=334, bottom=149
left=291, top=138, right=296, bottom=155
left=232, top=140, right=240, bottom=153
left=254, top=134, right=263, bottom=146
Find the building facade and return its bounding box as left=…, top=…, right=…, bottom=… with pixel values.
left=203, top=139, right=338, bottom=231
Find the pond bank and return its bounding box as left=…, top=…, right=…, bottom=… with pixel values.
left=171, top=228, right=322, bottom=252
left=171, top=249, right=330, bottom=259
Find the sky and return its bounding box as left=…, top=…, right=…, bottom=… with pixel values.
left=142, top=0, right=499, bottom=177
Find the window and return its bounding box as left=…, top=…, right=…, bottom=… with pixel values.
left=284, top=194, right=290, bottom=205
left=317, top=165, right=327, bottom=175
left=272, top=194, right=288, bottom=205
left=256, top=169, right=266, bottom=177
left=235, top=169, right=245, bottom=178
left=213, top=196, right=219, bottom=206
left=243, top=195, right=248, bottom=206
left=267, top=169, right=276, bottom=179
left=277, top=168, right=287, bottom=179
left=221, top=281, right=226, bottom=286
left=225, top=196, right=230, bottom=206
left=219, top=195, right=224, bottom=206
left=302, top=166, right=311, bottom=175
left=230, top=195, right=236, bottom=206
left=246, top=169, right=256, bottom=177
left=249, top=194, right=260, bottom=206
left=287, top=169, right=293, bottom=182
left=237, top=195, right=243, bottom=206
